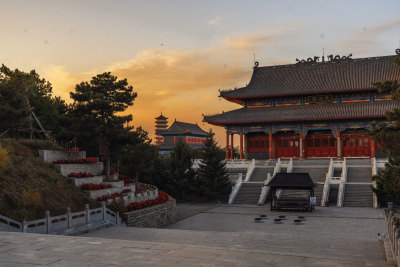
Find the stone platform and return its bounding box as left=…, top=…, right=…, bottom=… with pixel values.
left=0, top=205, right=389, bottom=266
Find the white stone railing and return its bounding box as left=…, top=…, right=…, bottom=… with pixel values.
left=337, top=158, right=347, bottom=207
left=258, top=173, right=273, bottom=206
left=321, top=173, right=331, bottom=206
left=225, top=159, right=253, bottom=169
left=287, top=158, right=293, bottom=173
left=383, top=209, right=400, bottom=265
left=244, top=159, right=256, bottom=182
left=228, top=173, right=243, bottom=204
left=0, top=202, right=122, bottom=235
left=273, top=158, right=281, bottom=177
left=372, top=158, right=379, bottom=208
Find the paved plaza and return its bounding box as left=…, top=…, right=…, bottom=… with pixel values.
left=0, top=204, right=390, bottom=266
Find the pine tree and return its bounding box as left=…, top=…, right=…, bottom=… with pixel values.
left=197, top=130, right=231, bottom=200
left=166, top=139, right=195, bottom=200
left=371, top=52, right=400, bottom=204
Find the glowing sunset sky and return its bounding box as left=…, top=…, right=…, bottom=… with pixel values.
left=1, top=0, right=400, bottom=145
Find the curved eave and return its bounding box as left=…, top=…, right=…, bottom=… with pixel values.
left=204, top=115, right=386, bottom=126
left=220, top=87, right=378, bottom=101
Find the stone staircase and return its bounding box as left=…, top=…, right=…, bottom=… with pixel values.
left=343, top=184, right=373, bottom=207
left=346, top=167, right=372, bottom=183
left=344, top=159, right=373, bottom=207
left=314, top=184, right=324, bottom=205
left=292, top=167, right=328, bottom=183
left=249, top=168, right=273, bottom=182
left=233, top=183, right=263, bottom=204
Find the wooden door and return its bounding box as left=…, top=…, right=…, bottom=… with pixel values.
left=304, top=134, right=336, bottom=157
left=275, top=134, right=300, bottom=158
left=342, top=133, right=370, bottom=157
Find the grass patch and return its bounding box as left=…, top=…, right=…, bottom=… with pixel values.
left=0, top=138, right=99, bottom=221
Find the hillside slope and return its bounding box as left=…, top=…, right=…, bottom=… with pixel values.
left=0, top=138, right=99, bottom=221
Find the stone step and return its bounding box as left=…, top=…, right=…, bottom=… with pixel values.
left=55, top=162, right=104, bottom=177
left=346, top=167, right=373, bottom=183
left=249, top=168, right=272, bottom=182
left=343, top=184, right=373, bottom=207
left=292, top=159, right=330, bottom=166
left=292, top=167, right=328, bottom=183
left=39, top=150, right=86, bottom=163
left=346, top=158, right=372, bottom=166
left=233, top=183, right=262, bottom=204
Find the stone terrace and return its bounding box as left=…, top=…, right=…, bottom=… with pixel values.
left=0, top=205, right=388, bottom=266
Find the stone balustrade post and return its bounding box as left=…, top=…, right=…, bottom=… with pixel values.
left=102, top=201, right=106, bottom=221
left=22, top=219, right=27, bottom=233
left=67, top=207, right=72, bottom=229
left=85, top=204, right=90, bottom=225
left=45, top=211, right=51, bottom=234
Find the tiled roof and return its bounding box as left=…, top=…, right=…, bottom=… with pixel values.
left=158, top=121, right=208, bottom=136
left=203, top=101, right=400, bottom=125
left=155, top=113, right=168, bottom=120
left=267, top=173, right=316, bottom=188
left=220, top=55, right=400, bottom=99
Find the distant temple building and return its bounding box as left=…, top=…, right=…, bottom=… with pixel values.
left=154, top=113, right=168, bottom=145
left=157, top=119, right=208, bottom=155
left=204, top=50, right=400, bottom=160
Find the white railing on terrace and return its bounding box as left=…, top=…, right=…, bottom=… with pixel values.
left=0, top=202, right=122, bottom=235
left=337, top=158, right=347, bottom=207
left=273, top=158, right=281, bottom=177
left=258, top=173, right=273, bottom=206
left=244, top=159, right=256, bottom=182
left=228, top=173, right=243, bottom=204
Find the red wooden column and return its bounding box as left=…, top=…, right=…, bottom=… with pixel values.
left=269, top=131, right=273, bottom=160
left=299, top=130, right=304, bottom=159
left=225, top=131, right=229, bottom=160
left=336, top=129, right=341, bottom=159
left=370, top=137, right=376, bottom=158
left=230, top=134, right=234, bottom=159
left=239, top=132, right=244, bottom=159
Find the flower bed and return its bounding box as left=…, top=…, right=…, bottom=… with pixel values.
left=52, top=157, right=98, bottom=164
left=126, top=191, right=170, bottom=211
left=96, top=192, right=127, bottom=201
left=119, top=174, right=135, bottom=186
left=68, top=172, right=94, bottom=178
left=103, top=167, right=116, bottom=175
left=121, top=189, right=132, bottom=193
left=81, top=183, right=112, bottom=190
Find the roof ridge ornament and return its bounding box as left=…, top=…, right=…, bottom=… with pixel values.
left=254, top=61, right=259, bottom=68
left=296, top=54, right=353, bottom=65
left=396, top=48, right=400, bottom=55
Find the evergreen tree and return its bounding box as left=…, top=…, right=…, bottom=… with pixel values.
left=69, top=72, right=137, bottom=180
left=166, top=139, right=195, bottom=200
left=371, top=52, right=400, bottom=204
left=196, top=130, right=231, bottom=200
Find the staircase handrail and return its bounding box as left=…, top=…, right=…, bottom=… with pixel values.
left=337, top=158, right=347, bottom=207
left=228, top=173, right=243, bottom=204
left=244, top=159, right=256, bottom=182
left=371, top=158, right=379, bottom=208
left=273, top=158, right=281, bottom=177
left=321, top=173, right=330, bottom=206
left=258, top=173, right=273, bottom=206
left=327, top=158, right=334, bottom=178
left=287, top=158, right=293, bottom=173
left=321, top=158, right=334, bottom=206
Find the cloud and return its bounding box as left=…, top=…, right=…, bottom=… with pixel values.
left=45, top=48, right=251, bottom=143
left=208, top=17, right=221, bottom=25
left=334, top=18, right=400, bottom=55
left=221, top=24, right=304, bottom=54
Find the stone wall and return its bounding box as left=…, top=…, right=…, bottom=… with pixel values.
left=124, top=198, right=177, bottom=228
left=39, top=150, right=86, bottom=163
left=55, top=162, right=104, bottom=176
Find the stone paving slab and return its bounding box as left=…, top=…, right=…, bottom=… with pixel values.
left=0, top=232, right=387, bottom=266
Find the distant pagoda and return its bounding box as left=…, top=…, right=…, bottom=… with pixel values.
left=155, top=113, right=168, bottom=145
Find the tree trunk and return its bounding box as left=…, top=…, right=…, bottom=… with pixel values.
left=106, top=156, right=111, bottom=182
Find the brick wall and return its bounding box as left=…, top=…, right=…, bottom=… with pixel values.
left=124, top=198, right=177, bottom=228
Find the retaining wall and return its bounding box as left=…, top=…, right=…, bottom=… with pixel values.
left=55, top=162, right=104, bottom=176
left=124, top=198, right=177, bottom=228
left=39, top=150, right=86, bottom=163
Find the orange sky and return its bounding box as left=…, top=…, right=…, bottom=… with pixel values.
left=2, top=1, right=400, bottom=146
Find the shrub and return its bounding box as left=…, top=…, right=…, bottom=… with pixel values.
left=0, top=145, right=9, bottom=174
left=21, top=188, right=43, bottom=208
